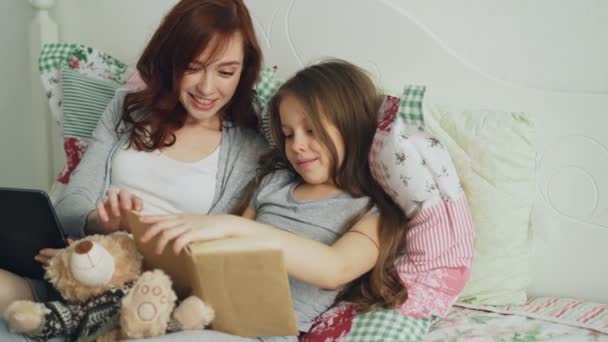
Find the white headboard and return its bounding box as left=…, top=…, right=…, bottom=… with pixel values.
left=37, top=0, right=608, bottom=303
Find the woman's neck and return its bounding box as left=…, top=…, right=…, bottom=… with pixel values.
left=184, top=113, right=222, bottom=132
left=160, top=118, right=223, bottom=163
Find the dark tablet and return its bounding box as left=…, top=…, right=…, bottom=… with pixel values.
left=0, top=188, right=69, bottom=279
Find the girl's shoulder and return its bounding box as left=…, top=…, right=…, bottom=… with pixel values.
left=259, top=169, right=295, bottom=191
left=252, top=169, right=296, bottom=204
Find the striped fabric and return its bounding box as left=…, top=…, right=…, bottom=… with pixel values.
left=395, top=195, right=474, bottom=318
left=62, top=68, right=119, bottom=139
left=399, top=195, right=475, bottom=272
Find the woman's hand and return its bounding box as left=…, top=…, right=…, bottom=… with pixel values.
left=93, top=188, right=144, bottom=234
left=139, top=214, right=254, bottom=255
left=34, top=239, right=75, bottom=266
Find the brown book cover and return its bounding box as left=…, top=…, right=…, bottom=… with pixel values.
left=126, top=211, right=298, bottom=337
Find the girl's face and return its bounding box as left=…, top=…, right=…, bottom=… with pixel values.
left=179, top=32, right=244, bottom=128
left=279, top=95, right=345, bottom=186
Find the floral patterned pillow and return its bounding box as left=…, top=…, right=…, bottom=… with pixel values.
left=38, top=43, right=134, bottom=185
left=370, top=85, right=475, bottom=316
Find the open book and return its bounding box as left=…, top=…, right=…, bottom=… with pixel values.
left=126, top=211, right=298, bottom=337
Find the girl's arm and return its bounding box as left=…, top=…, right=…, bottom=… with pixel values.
left=139, top=212, right=380, bottom=290
left=241, top=207, right=257, bottom=220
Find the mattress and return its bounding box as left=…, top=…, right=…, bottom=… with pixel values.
left=428, top=297, right=608, bottom=341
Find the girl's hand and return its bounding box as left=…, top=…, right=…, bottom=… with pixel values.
left=35, top=239, right=75, bottom=266
left=95, top=188, right=144, bottom=233
left=139, top=214, right=252, bottom=255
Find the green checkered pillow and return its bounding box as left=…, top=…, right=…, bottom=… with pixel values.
left=397, top=85, right=425, bottom=126
left=253, top=66, right=283, bottom=144
left=38, top=43, right=133, bottom=184
left=349, top=310, right=432, bottom=342
left=39, top=43, right=81, bottom=73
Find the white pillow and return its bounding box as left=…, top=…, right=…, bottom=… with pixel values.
left=424, top=100, right=536, bottom=305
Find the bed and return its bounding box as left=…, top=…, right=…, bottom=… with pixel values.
left=27, top=0, right=608, bottom=340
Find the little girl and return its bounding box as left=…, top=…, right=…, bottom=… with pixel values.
left=139, top=60, right=410, bottom=340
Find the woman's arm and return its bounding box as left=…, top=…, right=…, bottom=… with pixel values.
left=54, top=90, right=128, bottom=237
left=139, top=212, right=380, bottom=290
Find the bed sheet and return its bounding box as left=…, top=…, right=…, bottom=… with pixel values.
left=426, top=306, right=608, bottom=341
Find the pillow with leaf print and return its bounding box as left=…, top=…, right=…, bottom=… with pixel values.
left=371, top=83, right=537, bottom=307
left=369, top=86, right=475, bottom=318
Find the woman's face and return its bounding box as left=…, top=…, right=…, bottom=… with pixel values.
left=179, top=32, right=244, bottom=127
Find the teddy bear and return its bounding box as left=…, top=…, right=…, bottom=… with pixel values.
left=3, top=232, right=214, bottom=341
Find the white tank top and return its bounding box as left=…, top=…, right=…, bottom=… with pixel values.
left=110, top=146, right=219, bottom=215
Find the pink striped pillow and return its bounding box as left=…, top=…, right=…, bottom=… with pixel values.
left=369, top=90, right=475, bottom=318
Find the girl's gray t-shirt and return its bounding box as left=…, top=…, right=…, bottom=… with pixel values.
left=252, top=170, right=375, bottom=332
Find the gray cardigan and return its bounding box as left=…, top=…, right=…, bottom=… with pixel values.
left=54, top=89, right=269, bottom=238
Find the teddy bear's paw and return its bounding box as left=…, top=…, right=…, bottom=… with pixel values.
left=120, top=270, right=177, bottom=338
left=3, top=300, right=48, bottom=334
left=171, top=295, right=215, bottom=331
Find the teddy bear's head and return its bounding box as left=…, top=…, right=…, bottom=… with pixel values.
left=46, top=232, right=143, bottom=301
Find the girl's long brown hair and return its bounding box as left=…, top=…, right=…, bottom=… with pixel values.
left=121, top=0, right=262, bottom=150
left=235, top=60, right=409, bottom=311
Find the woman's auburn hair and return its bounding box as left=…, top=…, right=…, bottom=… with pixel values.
left=237, top=59, right=409, bottom=311
left=121, top=0, right=262, bottom=150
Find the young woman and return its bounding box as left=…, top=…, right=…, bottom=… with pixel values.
left=137, top=60, right=410, bottom=341
left=0, top=0, right=267, bottom=315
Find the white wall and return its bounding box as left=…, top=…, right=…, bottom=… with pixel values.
left=52, top=0, right=178, bottom=65
left=389, top=0, right=608, bottom=94
left=50, top=0, right=608, bottom=95
left=0, top=2, right=38, bottom=189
